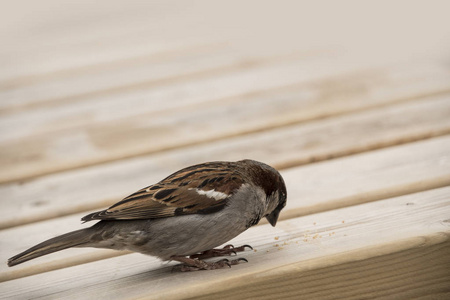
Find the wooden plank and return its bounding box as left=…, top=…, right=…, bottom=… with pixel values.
left=1, top=96, right=449, bottom=228
left=0, top=48, right=338, bottom=140
left=1, top=1, right=244, bottom=82
left=3, top=50, right=431, bottom=143
left=1, top=62, right=449, bottom=183
left=0, top=28, right=218, bottom=86
left=0, top=45, right=309, bottom=113
left=1, top=135, right=449, bottom=281
left=193, top=237, right=450, bottom=300
left=0, top=43, right=222, bottom=111
left=3, top=1, right=448, bottom=84
left=5, top=0, right=331, bottom=84
left=1, top=187, right=448, bottom=299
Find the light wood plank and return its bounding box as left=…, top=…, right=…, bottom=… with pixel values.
left=0, top=44, right=308, bottom=112
left=5, top=1, right=323, bottom=83
left=193, top=237, right=450, bottom=300
left=1, top=135, right=449, bottom=281
left=1, top=1, right=244, bottom=82
left=3, top=48, right=433, bottom=144
left=1, top=62, right=449, bottom=183
left=0, top=43, right=221, bottom=110
left=1, top=96, right=449, bottom=228
left=0, top=48, right=331, bottom=139
left=1, top=187, right=448, bottom=299
left=0, top=29, right=218, bottom=88
left=3, top=1, right=448, bottom=84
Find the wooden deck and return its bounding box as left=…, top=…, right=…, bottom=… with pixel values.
left=1, top=1, right=450, bottom=299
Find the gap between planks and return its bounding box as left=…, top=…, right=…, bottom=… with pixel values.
left=1, top=135, right=449, bottom=281
left=1, top=186, right=448, bottom=299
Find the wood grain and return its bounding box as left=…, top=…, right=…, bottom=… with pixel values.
left=1, top=186, right=448, bottom=299
left=1, top=95, right=449, bottom=229
left=1, top=62, right=449, bottom=183
left=0, top=49, right=335, bottom=142
left=7, top=51, right=447, bottom=145
left=0, top=46, right=316, bottom=114
left=192, top=238, right=450, bottom=300
left=1, top=135, right=449, bottom=281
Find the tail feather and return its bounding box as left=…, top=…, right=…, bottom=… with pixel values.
left=8, top=228, right=91, bottom=267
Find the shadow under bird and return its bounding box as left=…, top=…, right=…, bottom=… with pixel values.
left=8, top=159, right=287, bottom=271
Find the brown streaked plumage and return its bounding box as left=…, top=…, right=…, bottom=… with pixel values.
left=81, top=161, right=245, bottom=221
left=8, top=159, right=287, bottom=271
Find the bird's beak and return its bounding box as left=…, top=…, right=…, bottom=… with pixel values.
left=266, top=209, right=280, bottom=227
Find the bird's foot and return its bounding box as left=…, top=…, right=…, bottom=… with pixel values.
left=171, top=256, right=248, bottom=272
left=189, top=244, right=253, bottom=260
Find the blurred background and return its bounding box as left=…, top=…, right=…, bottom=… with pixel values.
left=0, top=0, right=449, bottom=225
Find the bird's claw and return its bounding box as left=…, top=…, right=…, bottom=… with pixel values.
left=189, top=244, right=253, bottom=260
left=171, top=256, right=248, bottom=272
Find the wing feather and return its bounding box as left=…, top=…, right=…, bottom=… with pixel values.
left=81, top=162, right=244, bottom=222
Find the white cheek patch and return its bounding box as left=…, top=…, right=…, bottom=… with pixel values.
left=189, top=188, right=229, bottom=201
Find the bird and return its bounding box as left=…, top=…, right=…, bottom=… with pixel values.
left=8, top=159, right=287, bottom=271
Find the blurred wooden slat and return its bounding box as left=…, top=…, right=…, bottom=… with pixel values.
left=1, top=187, right=448, bottom=299
left=0, top=43, right=223, bottom=110
left=0, top=49, right=330, bottom=138
left=1, top=135, right=449, bottom=281
left=2, top=58, right=449, bottom=144
left=0, top=38, right=217, bottom=89
left=1, top=95, right=449, bottom=228
left=1, top=61, right=449, bottom=183
left=0, top=44, right=307, bottom=112
left=3, top=1, right=448, bottom=84
left=1, top=1, right=248, bottom=82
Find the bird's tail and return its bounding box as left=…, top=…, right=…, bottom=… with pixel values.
left=7, top=228, right=92, bottom=267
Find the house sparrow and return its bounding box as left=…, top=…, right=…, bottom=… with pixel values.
left=8, top=159, right=287, bottom=271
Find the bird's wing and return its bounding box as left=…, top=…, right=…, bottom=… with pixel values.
left=81, top=162, right=244, bottom=222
